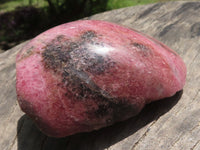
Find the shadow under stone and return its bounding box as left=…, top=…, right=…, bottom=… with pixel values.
left=17, top=90, right=183, bottom=150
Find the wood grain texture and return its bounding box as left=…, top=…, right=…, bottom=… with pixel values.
left=0, top=1, right=200, bottom=150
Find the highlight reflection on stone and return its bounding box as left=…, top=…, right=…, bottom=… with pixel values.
left=16, top=20, right=186, bottom=137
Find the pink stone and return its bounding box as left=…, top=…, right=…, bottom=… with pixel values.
left=16, top=20, right=186, bottom=137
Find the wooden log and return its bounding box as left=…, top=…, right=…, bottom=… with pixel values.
left=0, top=1, right=200, bottom=150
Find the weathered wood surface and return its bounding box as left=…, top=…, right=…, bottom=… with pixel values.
left=1, top=1, right=200, bottom=150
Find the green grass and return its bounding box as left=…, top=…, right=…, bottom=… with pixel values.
left=0, top=0, right=187, bottom=50
left=0, top=0, right=175, bottom=13
left=106, top=0, right=161, bottom=10
left=0, top=0, right=48, bottom=13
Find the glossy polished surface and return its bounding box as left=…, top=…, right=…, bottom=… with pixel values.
left=16, top=20, right=186, bottom=137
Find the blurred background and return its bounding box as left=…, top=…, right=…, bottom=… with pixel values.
left=0, top=0, right=191, bottom=51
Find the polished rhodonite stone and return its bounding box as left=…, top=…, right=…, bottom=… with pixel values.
left=16, top=20, right=186, bottom=137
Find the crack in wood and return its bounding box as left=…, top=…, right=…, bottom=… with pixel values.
left=169, top=90, right=200, bottom=150
left=8, top=135, right=17, bottom=150
left=190, top=139, right=200, bottom=150
left=174, top=89, right=200, bottom=117
left=188, top=52, right=200, bottom=67
left=40, top=136, right=48, bottom=150
left=170, top=135, right=182, bottom=149
left=64, top=136, right=71, bottom=149
left=3, top=104, right=18, bottom=134
left=130, top=120, right=157, bottom=150
left=189, top=121, right=200, bottom=133
left=170, top=124, right=200, bottom=150
left=7, top=113, right=25, bottom=150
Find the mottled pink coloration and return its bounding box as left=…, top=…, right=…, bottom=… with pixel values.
left=16, top=20, right=186, bottom=137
